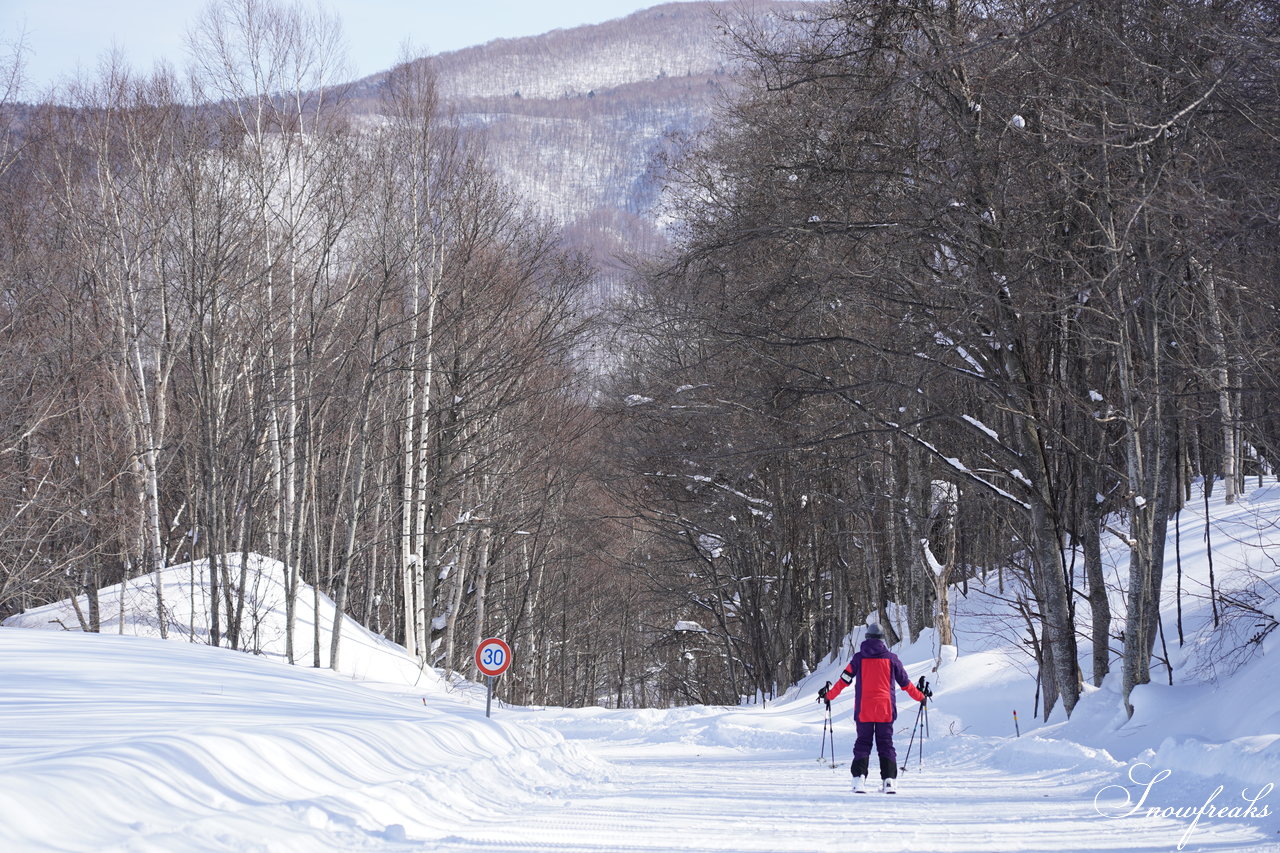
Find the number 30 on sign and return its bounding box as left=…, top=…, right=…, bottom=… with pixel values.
left=475, top=637, right=512, bottom=677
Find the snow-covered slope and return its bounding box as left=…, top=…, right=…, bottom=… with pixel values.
left=1047, top=481, right=1280, bottom=787
left=429, top=2, right=756, bottom=101
left=789, top=481, right=1280, bottom=781
left=4, top=553, right=433, bottom=686
left=349, top=1, right=810, bottom=300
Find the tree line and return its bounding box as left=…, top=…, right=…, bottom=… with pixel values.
left=607, top=0, right=1280, bottom=716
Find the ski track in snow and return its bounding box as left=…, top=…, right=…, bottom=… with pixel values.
left=427, top=733, right=1275, bottom=853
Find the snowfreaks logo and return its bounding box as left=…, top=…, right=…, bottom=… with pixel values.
left=1093, top=763, right=1274, bottom=850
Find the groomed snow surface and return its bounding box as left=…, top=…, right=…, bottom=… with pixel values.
left=4, top=482, right=1280, bottom=852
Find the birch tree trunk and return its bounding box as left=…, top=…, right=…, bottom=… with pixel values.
left=1197, top=259, right=1237, bottom=505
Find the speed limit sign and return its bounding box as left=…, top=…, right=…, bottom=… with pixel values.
left=475, top=637, right=512, bottom=677
left=475, top=637, right=511, bottom=718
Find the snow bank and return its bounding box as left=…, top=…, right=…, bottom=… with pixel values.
left=983, top=734, right=1123, bottom=775
left=3, top=554, right=435, bottom=687
left=1153, top=734, right=1280, bottom=789
left=0, top=555, right=618, bottom=850
left=0, top=629, right=605, bottom=852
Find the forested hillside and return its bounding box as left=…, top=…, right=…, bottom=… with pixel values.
left=349, top=1, right=807, bottom=299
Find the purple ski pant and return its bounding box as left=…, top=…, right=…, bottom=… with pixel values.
left=852, top=720, right=896, bottom=761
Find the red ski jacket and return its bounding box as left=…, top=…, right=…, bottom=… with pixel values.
left=825, top=637, right=924, bottom=722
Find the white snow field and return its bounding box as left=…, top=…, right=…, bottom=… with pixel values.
left=3, top=480, right=1280, bottom=852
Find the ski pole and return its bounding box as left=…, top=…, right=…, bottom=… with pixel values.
left=902, top=676, right=930, bottom=772
left=824, top=702, right=836, bottom=767
left=922, top=699, right=929, bottom=765
left=818, top=682, right=828, bottom=762
left=1013, top=710, right=1021, bottom=737
left=903, top=702, right=924, bottom=770
left=920, top=676, right=931, bottom=767
left=818, top=681, right=835, bottom=766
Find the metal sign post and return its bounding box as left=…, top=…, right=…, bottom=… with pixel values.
left=474, top=637, right=512, bottom=718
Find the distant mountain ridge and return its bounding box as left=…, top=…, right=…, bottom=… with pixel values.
left=351, top=1, right=810, bottom=297
left=431, top=2, right=749, bottom=101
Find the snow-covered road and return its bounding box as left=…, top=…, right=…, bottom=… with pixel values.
left=429, top=731, right=1274, bottom=853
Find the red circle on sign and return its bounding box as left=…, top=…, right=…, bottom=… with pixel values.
left=475, top=637, right=512, bottom=677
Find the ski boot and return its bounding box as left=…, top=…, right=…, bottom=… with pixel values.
left=880, top=756, right=899, bottom=794
left=851, top=757, right=870, bottom=794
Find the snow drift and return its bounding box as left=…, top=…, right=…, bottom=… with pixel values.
left=4, top=553, right=433, bottom=686
left=0, top=628, right=605, bottom=852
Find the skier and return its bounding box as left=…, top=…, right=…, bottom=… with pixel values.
left=818, top=623, right=926, bottom=794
